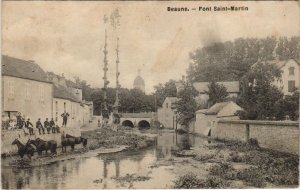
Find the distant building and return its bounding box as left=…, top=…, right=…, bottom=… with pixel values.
left=157, top=97, right=178, bottom=129
left=252, top=59, right=300, bottom=95
left=47, top=72, right=93, bottom=127
left=175, top=81, right=240, bottom=108
left=2, top=55, right=53, bottom=121
left=194, top=101, right=243, bottom=136
left=133, top=69, right=145, bottom=93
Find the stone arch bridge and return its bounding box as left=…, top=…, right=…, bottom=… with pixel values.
left=119, top=112, right=154, bottom=129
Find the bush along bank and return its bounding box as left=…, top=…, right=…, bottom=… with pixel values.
left=82, top=128, right=155, bottom=151
left=173, top=138, right=298, bottom=188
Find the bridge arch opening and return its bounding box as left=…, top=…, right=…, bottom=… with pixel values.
left=138, top=120, right=150, bottom=130
left=122, top=120, right=134, bottom=128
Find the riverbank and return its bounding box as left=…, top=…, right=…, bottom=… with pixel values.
left=82, top=128, right=155, bottom=151
left=3, top=128, right=155, bottom=168
left=162, top=138, right=299, bottom=188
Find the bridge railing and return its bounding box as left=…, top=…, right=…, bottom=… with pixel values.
left=120, top=112, right=154, bottom=118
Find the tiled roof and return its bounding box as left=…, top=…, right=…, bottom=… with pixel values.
left=205, top=102, right=230, bottom=115
left=251, top=59, right=300, bottom=69
left=200, top=101, right=243, bottom=117
left=193, top=81, right=240, bottom=93
left=2, top=55, right=50, bottom=83
left=53, top=85, right=79, bottom=102
left=47, top=71, right=82, bottom=89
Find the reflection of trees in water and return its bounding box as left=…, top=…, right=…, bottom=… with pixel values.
left=177, top=134, right=195, bottom=150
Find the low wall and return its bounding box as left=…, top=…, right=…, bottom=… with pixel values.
left=211, top=120, right=299, bottom=155
left=1, top=127, right=81, bottom=154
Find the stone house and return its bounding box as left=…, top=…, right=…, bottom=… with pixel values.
left=2, top=55, right=53, bottom=122
left=194, top=101, right=243, bottom=136
left=192, top=81, right=240, bottom=107
left=157, top=97, right=178, bottom=129
left=252, top=59, right=300, bottom=95
left=48, top=73, right=93, bottom=128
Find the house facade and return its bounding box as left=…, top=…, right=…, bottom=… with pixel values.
left=157, top=97, right=178, bottom=129
left=274, top=59, right=300, bottom=95
left=49, top=73, right=93, bottom=128
left=252, top=59, right=300, bottom=95
left=194, top=101, right=243, bottom=136
left=2, top=55, right=93, bottom=128
left=2, top=56, right=53, bottom=121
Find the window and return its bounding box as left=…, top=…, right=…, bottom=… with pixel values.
left=39, top=85, right=44, bottom=102
left=166, top=103, right=168, bottom=109
left=289, top=67, right=295, bottom=75
left=288, top=80, right=296, bottom=92
left=8, top=80, right=15, bottom=98
left=25, top=83, right=31, bottom=101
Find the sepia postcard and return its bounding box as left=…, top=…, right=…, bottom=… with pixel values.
left=1, top=0, right=299, bottom=189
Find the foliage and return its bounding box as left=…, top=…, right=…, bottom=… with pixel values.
left=175, top=81, right=198, bottom=126
left=205, top=81, right=229, bottom=106
left=209, top=162, right=234, bottom=176
left=274, top=91, right=299, bottom=121
left=237, top=62, right=283, bottom=120
left=173, top=173, right=205, bottom=189
left=153, top=80, right=177, bottom=107
left=187, top=36, right=300, bottom=83
left=90, top=88, right=155, bottom=115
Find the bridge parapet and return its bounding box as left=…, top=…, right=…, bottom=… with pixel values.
left=120, top=112, right=153, bottom=118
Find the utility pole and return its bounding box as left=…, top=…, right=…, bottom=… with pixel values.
left=113, top=37, right=120, bottom=114
left=102, top=28, right=109, bottom=127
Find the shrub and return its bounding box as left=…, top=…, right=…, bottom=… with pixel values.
left=204, top=176, right=231, bottom=188
left=209, top=162, right=234, bottom=176
left=173, top=173, right=205, bottom=189
left=238, top=166, right=266, bottom=187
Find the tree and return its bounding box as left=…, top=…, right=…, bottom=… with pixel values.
left=205, top=81, right=229, bottom=106
left=274, top=91, right=299, bottom=121
left=175, top=81, right=199, bottom=127
left=237, top=62, right=283, bottom=120
left=153, top=80, right=177, bottom=107
left=187, top=36, right=300, bottom=84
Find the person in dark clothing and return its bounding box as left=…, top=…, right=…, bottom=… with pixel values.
left=36, top=118, right=45, bottom=135
left=50, top=118, right=56, bottom=133
left=61, top=111, right=70, bottom=127
left=16, top=112, right=23, bottom=129
left=25, top=118, right=34, bottom=135
left=44, top=118, right=51, bottom=134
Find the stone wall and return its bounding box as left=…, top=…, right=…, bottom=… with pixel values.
left=211, top=120, right=299, bottom=155
left=1, top=127, right=81, bottom=154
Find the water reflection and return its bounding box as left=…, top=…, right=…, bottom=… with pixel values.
left=2, top=132, right=205, bottom=189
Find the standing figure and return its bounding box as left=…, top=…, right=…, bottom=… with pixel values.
left=16, top=112, right=22, bottom=129
left=50, top=118, right=56, bottom=133
left=44, top=118, right=51, bottom=134
left=25, top=118, right=34, bottom=135
left=61, top=111, right=70, bottom=128
left=36, top=118, right=45, bottom=135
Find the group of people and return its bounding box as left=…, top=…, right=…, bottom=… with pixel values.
left=2, top=111, right=71, bottom=135
left=26, top=118, right=60, bottom=135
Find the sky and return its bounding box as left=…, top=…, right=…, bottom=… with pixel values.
left=2, top=1, right=300, bottom=94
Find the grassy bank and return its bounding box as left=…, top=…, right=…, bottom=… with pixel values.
left=82, top=128, right=155, bottom=151
left=173, top=139, right=299, bottom=188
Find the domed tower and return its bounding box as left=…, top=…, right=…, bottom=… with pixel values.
left=133, top=69, right=145, bottom=93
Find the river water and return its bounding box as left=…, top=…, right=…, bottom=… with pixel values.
left=1, top=131, right=207, bottom=189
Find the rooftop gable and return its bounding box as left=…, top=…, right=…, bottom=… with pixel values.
left=2, top=55, right=50, bottom=83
